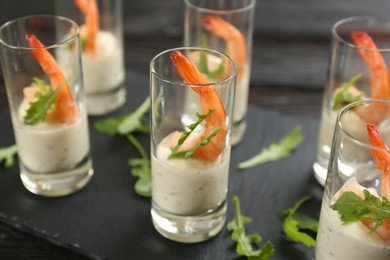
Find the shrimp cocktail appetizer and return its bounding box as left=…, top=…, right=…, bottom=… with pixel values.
left=314, top=17, right=390, bottom=186
left=315, top=100, right=390, bottom=260
left=56, top=0, right=126, bottom=115
left=150, top=48, right=236, bottom=243
left=184, top=0, right=255, bottom=145
left=0, top=16, right=93, bottom=197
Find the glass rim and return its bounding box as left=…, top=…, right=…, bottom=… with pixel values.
left=150, top=47, right=237, bottom=87
left=332, top=16, right=390, bottom=52
left=184, top=0, right=255, bottom=15
left=336, top=99, right=390, bottom=153
left=0, top=15, right=79, bottom=50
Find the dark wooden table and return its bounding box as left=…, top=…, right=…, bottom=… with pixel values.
left=1, top=0, right=390, bottom=259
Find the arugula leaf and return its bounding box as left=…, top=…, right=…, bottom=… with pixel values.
left=80, top=37, right=87, bottom=50
left=198, top=34, right=225, bottom=80
left=238, top=126, right=303, bottom=169
left=331, top=190, right=390, bottom=230
left=279, top=195, right=318, bottom=247
left=94, top=97, right=150, bottom=135
left=168, top=109, right=219, bottom=159
left=332, top=73, right=364, bottom=111
left=127, top=134, right=151, bottom=198
left=94, top=98, right=151, bottom=198
left=94, top=118, right=121, bottom=135
left=227, top=195, right=275, bottom=259
left=207, top=61, right=225, bottom=80
left=118, top=98, right=150, bottom=134
left=199, top=33, right=209, bottom=74
left=0, top=144, right=18, bottom=168
left=23, top=80, right=65, bottom=125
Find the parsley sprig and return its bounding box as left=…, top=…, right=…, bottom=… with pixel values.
left=278, top=195, right=318, bottom=247
left=23, top=78, right=65, bottom=125
left=331, top=190, right=390, bottom=230
left=0, top=144, right=18, bottom=168
left=227, top=195, right=275, bottom=259
left=168, top=109, right=220, bottom=159
left=332, top=73, right=364, bottom=111
left=238, top=126, right=303, bottom=169
left=95, top=97, right=151, bottom=198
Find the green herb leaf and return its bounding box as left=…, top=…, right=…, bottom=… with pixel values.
left=94, top=97, right=150, bottom=136
left=0, top=144, right=18, bottom=168
left=332, top=73, right=364, bottom=111
left=80, top=37, right=87, bottom=50
left=23, top=80, right=66, bottom=125
left=331, top=190, right=390, bottom=230
left=168, top=109, right=219, bottom=159
left=127, top=134, right=151, bottom=198
left=94, top=118, right=121, bottom=136
left=207, top=61, right=225, bottom=80
left=118, top=98, right=150, bottom=134
left=227, top=195, right=275, bottom=259
left=279, top=195, right=318, bottom=247
left=198, top=33, right=209, bottom=74
left=198, top=34, right=225, bottom=80
left=94, top=98, right=151, bottom=199
left=238, top=126, right=303, bottom=169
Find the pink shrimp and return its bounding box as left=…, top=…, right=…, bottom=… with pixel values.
left=202, top=16, right=247, bottom=78
left=169, top=50, right=226, bottom=161
left=26, top=34, right=78, bottom=124
left=365, top=123, right=390, bottom=241
left=350, top=32, right=390, bottom=124
left=75, top=0, right=99, bottom=54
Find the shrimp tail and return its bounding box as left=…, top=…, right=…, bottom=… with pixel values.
left=352, top=32, right=390, bottom=100
left=170, top=51, right=227, bottom=161
left=75, top=0, right=99, bottom=53
left=367, top=123, right=390, bottom=199
left=26, top=34, right=78, bottom=124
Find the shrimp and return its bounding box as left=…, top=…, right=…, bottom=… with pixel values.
left=364, top=123, right=390, bottom=241
left=202, top=16, right=247, bottom=78
left=169, top=50, right=227, bottom=161
left=75, top=0, right=99, bottom=54
left=350, top=32, right=390, bottom=124
left=26, top=34, right=78, bottom=124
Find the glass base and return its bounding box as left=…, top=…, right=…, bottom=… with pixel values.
left=20, top=157, right=94, bottom=197
left=151, top=202, right=226, bottom=243
left=313, top=161, right=328, bottom=187
left=86, top=83, right=126, bottom=116
left=231, top=119, right=246, bottom=146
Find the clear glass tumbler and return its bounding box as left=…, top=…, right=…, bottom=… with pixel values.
left=184, top=0, right=255, bottom=145
left=0, top=15, right=94, bottom=197
left=150, top=47, right=236, bottom=243
left=315, top=100, right=390, bottom=259
left=55, top=0, right=126, bottom=115
left=314, top=17, right=390, bottom=186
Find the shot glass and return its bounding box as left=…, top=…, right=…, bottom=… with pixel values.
left=315, top=100, right=390, bottom=259
left=0, top=15, right=94, bottom=197
left=184, top=0, right=255, bottom=145
left=150, top=47, right=236, bottom=243
left=314, top=17, right=390, bottom=186
left=55, top=0, right=126, bottom=115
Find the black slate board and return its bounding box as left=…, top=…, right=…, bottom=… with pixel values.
left=0, top=70, right=323, bottom=259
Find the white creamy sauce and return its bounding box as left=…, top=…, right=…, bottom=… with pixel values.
left=316, top=178, right=390, bottom=259
left=234, top=69, right=249, bottom=122
left=152, top=133, right=229, bottom=216
left=14, top=100, right=90, bottom=173
left=81, top=30, right=124, bottom=94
